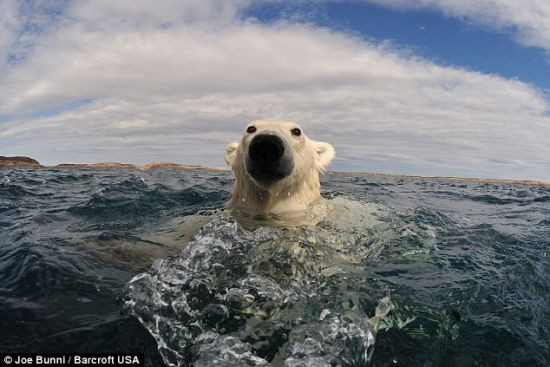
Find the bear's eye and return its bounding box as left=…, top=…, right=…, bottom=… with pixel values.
left=291, top=128, right=301, bottom=137
left=247, top=126, right=257, bottom=134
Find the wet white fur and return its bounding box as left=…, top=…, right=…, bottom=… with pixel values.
left=225, top=120, right=335, bottom=215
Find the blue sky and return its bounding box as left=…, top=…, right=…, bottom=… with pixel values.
left=245, top=1, right=550, bottom=91
left=1, top=0, right=550, bottom=181
left=327, top=2, right=550, bottom=90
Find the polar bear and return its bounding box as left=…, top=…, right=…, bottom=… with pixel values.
left=85, top=121, right=337, bottom=270
left=224, top=120, right=335, bottom=217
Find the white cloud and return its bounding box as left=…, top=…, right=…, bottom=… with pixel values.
left=1, top=1, right=550, bottom=181
left=0, top=0, right=18, bottom=66
left=365, top=0, right=550, bottom=52
left=68, top=0, right=252, bottom=28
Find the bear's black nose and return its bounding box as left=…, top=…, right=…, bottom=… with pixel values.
left=248, top=134, right=284, bottom=163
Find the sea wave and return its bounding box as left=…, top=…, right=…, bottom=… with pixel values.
left=0, top=169, right=548, bottom=366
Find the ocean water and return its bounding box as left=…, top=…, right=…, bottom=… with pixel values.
left=1, top=168, right=549, bottom=366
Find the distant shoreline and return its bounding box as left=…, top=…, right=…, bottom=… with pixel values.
left=1, top=156, right=548, bottom=187
left=328, top=171, right=550, bottom=188
left=0, top=157, right=228, bottom=172
left=54, top=162, right=229, bottom=171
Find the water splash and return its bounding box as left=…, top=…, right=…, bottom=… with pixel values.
left=123, top=201, right=394, bottom=366
left=3, top=169, right=549, bottom=365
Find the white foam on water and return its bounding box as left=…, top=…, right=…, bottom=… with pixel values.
left=123, top=197, right=429, bottom=366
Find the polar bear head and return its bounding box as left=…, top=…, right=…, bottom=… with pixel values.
left=225, top=120, right=335, bottom=215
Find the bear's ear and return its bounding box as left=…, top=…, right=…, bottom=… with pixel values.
left=313, top=141, right=335, bottom=173
left=225, top=142, right=239, bottom=168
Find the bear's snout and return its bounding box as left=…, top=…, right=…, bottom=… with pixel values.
left=246, top=134, right=293, bottom=185
left=249, top=134, right=284, bottom=163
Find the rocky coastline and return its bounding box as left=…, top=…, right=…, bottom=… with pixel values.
left=0, top=156, right=228, bottom=171
left=0, top=156, right=43, bottom=168
left=1, top=156, right=548, bottom=187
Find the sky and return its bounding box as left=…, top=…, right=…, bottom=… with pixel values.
left=0, top=0, right=549, bottom=181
